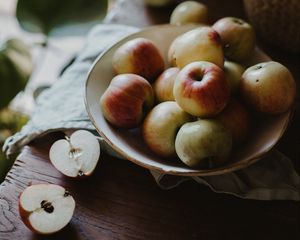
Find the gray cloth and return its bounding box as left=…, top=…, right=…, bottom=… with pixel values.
left=3, top=24, right=300, bottom=201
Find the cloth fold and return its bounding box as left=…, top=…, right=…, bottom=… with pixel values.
left=4, top=24, right=300, bottom=201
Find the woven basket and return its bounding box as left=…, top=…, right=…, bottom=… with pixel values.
left=243, top=0, right=300, bottom=53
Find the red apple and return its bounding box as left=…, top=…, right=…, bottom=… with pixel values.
left=100, top=73, right=154, bottom=128
left=153, top=67, right=180, bottom=102
left=19, top=184, right=75, bottom=235
left=143, top=101, right=193, bottom=158
left=112, top=37, right=165, bottom=82
left=217, top=98, right=251, bottom=145
left=173, top=61, right=230, bottom=117
left=212, top=17, right=255, bottom=61
left=240, top=61, right=296, bottom=114
left=169, top=26, right=224, bottom=68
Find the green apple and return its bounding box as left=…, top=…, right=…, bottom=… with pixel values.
left=240, top=61, right=296, bottom=114
left=143, top=101, right=193, bottom=158
left=175, top=119, right=232, bottom=168
left=112, top=37, right=165, bottom=82
left=212, top=17, right=255, bottom=61
left=224, top=61, right=245, bottom=93
left=170, top=1, right=208, bottom=25
left=170, top=26, right=224, bottom=68
left=153, top=67, right=179, bottom=102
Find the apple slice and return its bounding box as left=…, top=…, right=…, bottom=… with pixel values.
left=19, top=184, right=75, bottom=234
left=49, top=130, right=100, bottom=177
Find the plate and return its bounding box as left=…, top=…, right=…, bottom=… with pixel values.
left=85, top=24, right=291, bottom=176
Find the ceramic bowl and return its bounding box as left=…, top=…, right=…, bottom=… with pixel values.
left=85, top=24, right=291, bottom=176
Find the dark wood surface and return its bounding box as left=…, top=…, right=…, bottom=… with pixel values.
left=1, top=0, right=299, bottom=239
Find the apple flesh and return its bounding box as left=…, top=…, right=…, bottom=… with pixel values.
left=49, top=130, right=100, bottom=177
left=153, top=67, right=180, bottom=102
left=217, top=98, right=251, bottom=145
left=143, top=101, right=193, bottom=158
left=100, top=73, right=154, bottom=128
left=112, top=37, right=165, bottom=82
left=19, top=184, right=75, bottom=235
left=212, top=17, right=255, bottom=61
left=169, top=26, right=224, bottom=68
left=173, top=61, right=230, bottom=117
left=224, top=61, right=245, bottom=93
left=240, top=61, right=296, bottom=114
left=170, top=1, right=208, bottom=25
left=175, top=119, right=232, bottom=168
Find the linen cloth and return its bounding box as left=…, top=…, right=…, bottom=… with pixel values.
left=4, top=24, right=300, bottom=201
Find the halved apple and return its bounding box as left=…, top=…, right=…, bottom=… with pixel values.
left=19, top=184, right=75, bottom=235
left=49, top=130, right=100, bottom=177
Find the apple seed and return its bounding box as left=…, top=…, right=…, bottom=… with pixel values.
left=41, top=200, right=54, bottom=214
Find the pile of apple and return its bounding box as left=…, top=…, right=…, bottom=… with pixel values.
left=100, top=1, right=296, bottom=169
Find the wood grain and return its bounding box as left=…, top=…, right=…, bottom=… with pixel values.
left=0, top=133, right=299, bottom=239
left=1, top=0, right=299, bottom=239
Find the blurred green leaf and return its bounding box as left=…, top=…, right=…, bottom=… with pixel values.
left=16, top=0, right=108, bottom=35
left=0, top=109, right=29, bottom=181
left=0, top=39, right=33, bottom=110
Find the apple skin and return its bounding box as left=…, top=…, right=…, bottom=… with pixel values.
left=217, top=98, right=251, bottom=145
left=170, top=1, right=208, bottom=25
left=240, top=61, right=296, bottom=114
left=173, top=61, right=230, bottom=117
left=212, top=17, right=255, bottom=61
left=170, top=26, right=224, bottom=68
left=175, top=119, right=232, bottom=168
left=224, top=61, right=245, bottom=93
left=112, top=37, right=165, bottom=82
left=100, top=74, right=154, bottom=128
left=153, top=67, right=180, bottom=102
left=168, top=35, right=182, bottom=67
left=143, top=101, right=194, bottom=158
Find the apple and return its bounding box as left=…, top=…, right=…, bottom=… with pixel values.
left=173, top=61, right=230, bottom=117
left=169, top=26, right=224, bottom=68
left=100, top=73, right=154, bottom=128
left=240, top=61, right=296, bottom=114
left=19, top=184, right=75, bottom=235
left=175, top=119, right=232, bottom=168
left=170, top=1, right=208, bottom=25
left=224, top=61, right=245, bottom=93
left=143, top=101, right=193, bottom=158
left=112, top=37, right=165, bottom=82
left=49, top=130, right=100, bottom=177
left=212, top=17, right=255, bottom=61
left=217, top=98, right=251, bottom=145
left=168, top=35, right=182, bottom=67
left=153, top=67, right=180, bottom=102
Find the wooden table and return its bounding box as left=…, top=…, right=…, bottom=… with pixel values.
left=1, top=0, right=299, bottom=239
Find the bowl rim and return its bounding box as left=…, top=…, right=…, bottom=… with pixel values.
left=84, top=24, right=293, bottom=176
